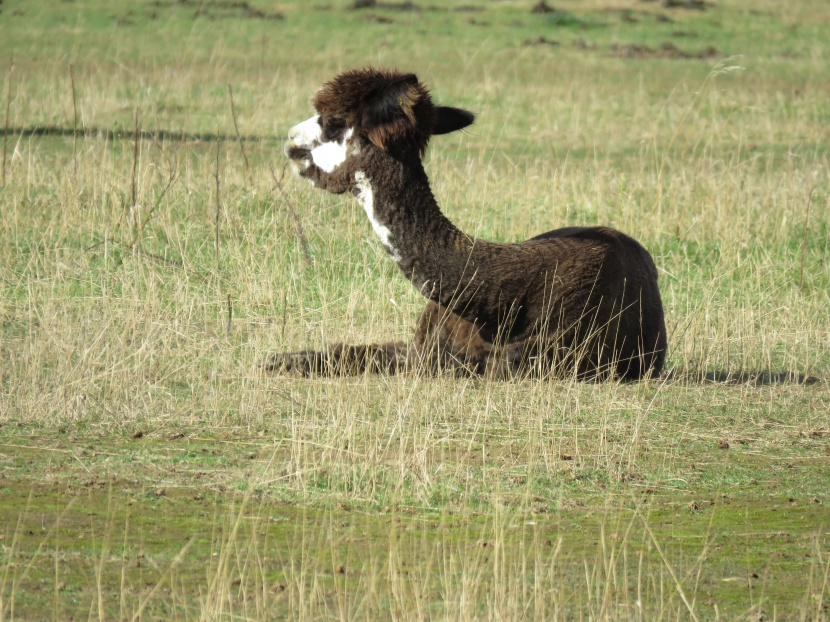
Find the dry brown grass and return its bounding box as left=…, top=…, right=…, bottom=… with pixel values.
left=1, top=0, right=829, bottom=618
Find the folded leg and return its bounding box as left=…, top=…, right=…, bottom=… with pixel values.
left=264, top=341, right=409, bottom=376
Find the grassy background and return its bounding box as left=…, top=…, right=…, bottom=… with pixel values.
left=1, top=0, right=829, bottom=619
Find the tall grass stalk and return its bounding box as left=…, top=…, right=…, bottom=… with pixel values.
left=2, top=52, right=13, bottom=186
left=1, top=1, right=828, bottom=618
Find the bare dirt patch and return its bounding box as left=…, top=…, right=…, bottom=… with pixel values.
left=148, top=0, right=284, bottom=21
left=610, top=41, right=719, bottom=59
left=350, top=0, right=419, bottom=10
left=531, top=0, right=557, bottom=14
left=523, top=35, right=560, bottom=47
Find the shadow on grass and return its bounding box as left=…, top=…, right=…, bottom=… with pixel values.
left=1, top=125, right=275, bottom=144
left=666, top=369, right=821, bottom=386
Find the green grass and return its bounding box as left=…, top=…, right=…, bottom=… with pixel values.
left=2, top=481, right=827, bottom=619
left=1, top=0, right=830, bottom=619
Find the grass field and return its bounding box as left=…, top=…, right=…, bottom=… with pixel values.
left=1, top=0, right=829, bottom=619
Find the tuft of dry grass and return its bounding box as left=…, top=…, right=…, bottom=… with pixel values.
left=1, top=0, right=829, bottom=618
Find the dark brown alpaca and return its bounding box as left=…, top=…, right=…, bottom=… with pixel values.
left=269, top=68, right=667, bottom=380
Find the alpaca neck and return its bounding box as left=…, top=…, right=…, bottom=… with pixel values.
left=353, top=152, right=510, bottom=332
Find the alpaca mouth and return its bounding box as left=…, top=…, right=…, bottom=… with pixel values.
left=284, top=143, right=311, bottom=162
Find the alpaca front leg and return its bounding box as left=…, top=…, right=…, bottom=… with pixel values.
left=412, top=301, right=495, bottom=375
left=264, top=341, right=409, bottom=376
left=412, top=302, right=577, bottom=378
left=488, top=335, right=611, bottom=380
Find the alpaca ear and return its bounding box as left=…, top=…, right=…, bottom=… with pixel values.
left=360, top=74, right=420, bottom=150
left=433, top=106, right=475, bottom=135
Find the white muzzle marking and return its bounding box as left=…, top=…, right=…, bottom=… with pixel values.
left=287, top=116, right=353, bottom=174
left=288, top=115, right=322, bottom=145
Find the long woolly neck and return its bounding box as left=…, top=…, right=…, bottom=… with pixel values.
left=353, top=149, right=521, bottom=334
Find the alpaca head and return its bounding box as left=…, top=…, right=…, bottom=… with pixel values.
left=285, top=67, right=475, bottom=193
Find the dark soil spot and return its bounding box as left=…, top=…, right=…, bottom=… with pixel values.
left=523, top=35, right=560, bottom=47
left=363, top=13, right=394, bottom=23
left=661, top=0, right=708, bottom=9
left=531, top=1, right=556, bottom=14
left=350, top=0, right=419, bottom=10
left=149, top=0, right=284, bottom=21
left=610, top=41, right=720, bottom=59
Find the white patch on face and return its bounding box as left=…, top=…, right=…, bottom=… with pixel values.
left=287, top=116, right=354, bottom=175
left=354, top=171, right=401, bottom=263
left=287, top=115, right=322, bottom=148
left=310, top=128, right=353, bottom=173
left=286, top=116, right=320, bottom=172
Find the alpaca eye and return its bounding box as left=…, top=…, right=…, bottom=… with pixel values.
left=322, top=117, right=347, bottom=141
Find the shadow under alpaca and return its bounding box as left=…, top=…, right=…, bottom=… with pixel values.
left=666, top=369, right=820, bottom=386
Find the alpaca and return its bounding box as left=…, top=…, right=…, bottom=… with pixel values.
left=268, top=68, right=667, bottom=380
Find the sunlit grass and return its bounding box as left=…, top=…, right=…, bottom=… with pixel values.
left=1, top=0, right=829, bottom=618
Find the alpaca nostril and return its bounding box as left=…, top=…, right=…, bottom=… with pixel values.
left=285, top=143, right=312, bottom=165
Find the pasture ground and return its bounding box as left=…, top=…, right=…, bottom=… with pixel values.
left=1, top=0, right=829, bottom=618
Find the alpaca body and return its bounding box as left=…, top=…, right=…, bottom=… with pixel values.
left=269, top=68, right=666, bottom=380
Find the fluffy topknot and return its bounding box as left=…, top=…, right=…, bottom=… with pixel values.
left=312, top=67, right=473, bottom=156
